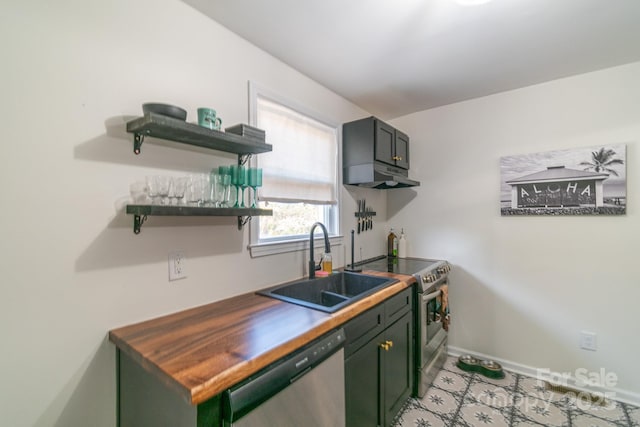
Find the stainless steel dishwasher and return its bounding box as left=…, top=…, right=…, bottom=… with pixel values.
left=223, top=328, right=346, bottom=427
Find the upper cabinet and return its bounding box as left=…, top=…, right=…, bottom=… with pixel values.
left=374, top=120, right=409, bottom=170
left=343, top=117, right=419, bottom=189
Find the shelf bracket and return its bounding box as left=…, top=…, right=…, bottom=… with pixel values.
left=237, top=216, right=251, bottom=230
left=133, top=214, right=148, bottom=234
left=133, top=133, right=145, bottom=155
left=238, top=153, right=252, bottom=166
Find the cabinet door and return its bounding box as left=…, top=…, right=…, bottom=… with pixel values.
left=394, top=130, right=410, bottom=170
left=383, top=313, right=414, bottom=426
left=374, top=120, right=395, bottom=167
left=345, top=337, right=382, bottom=427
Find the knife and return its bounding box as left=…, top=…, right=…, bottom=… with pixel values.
left=362, top=199, right=366, bottom=231
left=357, top=200, right=361, bottom=234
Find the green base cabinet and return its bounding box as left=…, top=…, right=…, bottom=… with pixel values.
left=344, top=287, right=414, bottom=427
left=383, top=312, right=413, bottom=424
left=118, top=350, right=220, bottom=427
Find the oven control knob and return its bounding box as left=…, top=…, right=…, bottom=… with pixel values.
left=437, top=265, right=450, bottom=274
left=423, top=274, right=434, bottom=283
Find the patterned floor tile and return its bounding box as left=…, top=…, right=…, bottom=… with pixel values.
left=514, top=396, right=567, bottom=427
left=516, top=375, right=551, bottom=400
left=422, top=387, right=462, bottom=418
left=570, top=399, right=629, bottom=424
left=458, top=403, right=511, bottom=427
left=398, top=408, right=449, bottom=427
left=433, top=370, right=472, bottom=394
left=467, top=382, right=515, bottom=409
left=393, top=363, right=639, bottom=427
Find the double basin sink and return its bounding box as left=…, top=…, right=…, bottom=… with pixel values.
left=258, top=271, right=396, bottom=313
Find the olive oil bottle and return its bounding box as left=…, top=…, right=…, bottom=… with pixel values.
left=387, top=228, right=398, bottom=258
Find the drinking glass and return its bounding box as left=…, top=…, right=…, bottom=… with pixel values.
left=130, top=181, right=149, bottom=204
left=238, top=166, right=248, bottom=208
left=204, top=174, right=215, bottom=206
left=146, top=175, right=160, bottom=205
left=230, top=165, right=240, bottom=207
left=221, top=173, right=231, bottom=207
left=187, top=174, right=205, bottom=206
left=157, top=175, right=171, bottom=205
left=218, top=166, right=232, bottom=207
left=172, top=177, right=188, bottom=205
left=248, top=168, right=263, bottom=208
left=209, top=169, right=219, bottom=207
left=212, top=173, right=225, bottom=207
left=167, top=177, right=176, bottom=205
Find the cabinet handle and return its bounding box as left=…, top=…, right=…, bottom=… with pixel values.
left=392, top=156, right=402, bottom=161
left=385, top=340, right=393, bottom=348
left=380, top=343, right=390, bottom=351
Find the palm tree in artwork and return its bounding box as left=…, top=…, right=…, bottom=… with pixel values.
left=579, top=147, right=624, bottom=176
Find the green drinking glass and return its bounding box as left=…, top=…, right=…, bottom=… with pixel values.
left=248, top=168, right=263, bottom=208
left=238, top=166, right=248, bottom=208
left=229, top=164, right=240, bottom=207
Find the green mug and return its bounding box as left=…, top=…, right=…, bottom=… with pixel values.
left=197, top=108, right=222, bottom=130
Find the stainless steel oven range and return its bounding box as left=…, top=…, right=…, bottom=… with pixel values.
left=357, top=256, right=452, bottom=398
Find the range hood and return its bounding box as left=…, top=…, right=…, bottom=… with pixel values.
left=343, top=162, right=421, bottom=189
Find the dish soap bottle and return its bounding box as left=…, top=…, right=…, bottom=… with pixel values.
left=398, top=228, right=407, bottom=258
left=321, top=252, right=333, bottom=274
left=387, top=228, right=398, bottom=258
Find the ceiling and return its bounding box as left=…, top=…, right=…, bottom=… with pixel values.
left=184, top=0, right=640, bottom=120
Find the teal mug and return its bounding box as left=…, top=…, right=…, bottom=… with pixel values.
left=197, top=108, right=222, bottom=130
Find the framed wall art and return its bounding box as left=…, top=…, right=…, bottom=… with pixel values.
left=500, top=144, right=626, bottom=216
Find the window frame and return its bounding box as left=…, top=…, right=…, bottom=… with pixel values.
left=247, top=82, right=343, bottom=257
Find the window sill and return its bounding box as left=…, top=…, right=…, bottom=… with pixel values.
left=249, top=235, right=344, bottom=258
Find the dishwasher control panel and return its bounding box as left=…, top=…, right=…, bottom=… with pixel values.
left=307, top=329, right=345, bottom=366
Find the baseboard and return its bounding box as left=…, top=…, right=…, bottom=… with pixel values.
left=448, top=346, right=640, bottom=407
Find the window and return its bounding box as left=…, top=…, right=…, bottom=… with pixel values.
left=248, top=83, right=341, bottom=256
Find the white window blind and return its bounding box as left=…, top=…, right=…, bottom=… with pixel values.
left=257, top=96, right=338, bottom=205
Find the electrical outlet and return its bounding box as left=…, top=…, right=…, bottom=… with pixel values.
left=580, top=331, right=597, bottom=351
left=168, top=251, right=187, bottom=281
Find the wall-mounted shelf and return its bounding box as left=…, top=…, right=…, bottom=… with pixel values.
left=126, top=112, right=272, bottom=164
left=123, top=112, right=273, bottom=233
left=126, top=205, right=273, bottom=234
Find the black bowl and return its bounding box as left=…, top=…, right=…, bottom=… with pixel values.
left=142, top=103, right=187, bottom=121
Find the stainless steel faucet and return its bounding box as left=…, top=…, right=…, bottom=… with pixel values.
left=309, top=222, right=330, bottom=279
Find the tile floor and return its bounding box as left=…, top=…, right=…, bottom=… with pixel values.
left=393, top=356, right=640, bottom=427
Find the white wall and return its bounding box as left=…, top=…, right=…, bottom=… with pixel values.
left=389, top=61, right=640, bottom=402
left=0, top=1, right=386, bottom=426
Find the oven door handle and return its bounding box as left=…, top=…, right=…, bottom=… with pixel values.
left=422, top=289, right=441, bottom=302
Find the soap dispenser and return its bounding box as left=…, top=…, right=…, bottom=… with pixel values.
left=398, top=228, right=407, bottom=258
left=321, top=252, right=333, bottom=273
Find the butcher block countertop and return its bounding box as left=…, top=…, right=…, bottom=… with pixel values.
left=109, top=270, right=416, bottom=405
